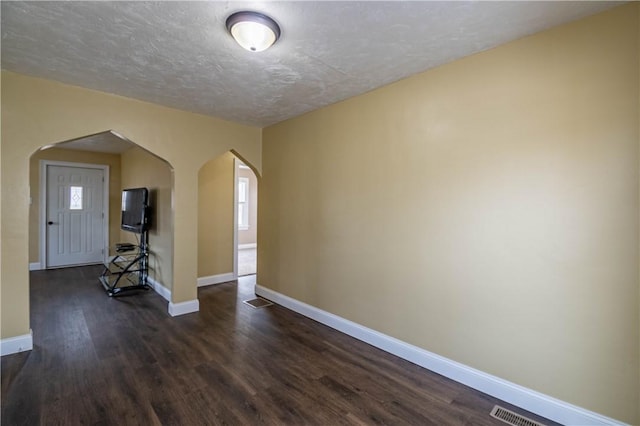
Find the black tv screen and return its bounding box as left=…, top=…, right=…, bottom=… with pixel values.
left=121, top=188, right=149, bottom=233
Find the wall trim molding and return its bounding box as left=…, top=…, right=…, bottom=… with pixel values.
left=197, top=272, right=235, bottom=287
left=146, top=275, right=171, bottom=302
left=238, top=243, right=257, bottom=249
left=1, top=330, right=33, bottom=356
left=29, top=262, right=42, bottom=271
left=254, top=285, right=626, bottom=426
left=233, top=157, right=239, bottom=279
left=168, top=299, right=199, bottom=317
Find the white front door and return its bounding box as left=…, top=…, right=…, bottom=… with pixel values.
left=46, top=165, right=105, bottom=268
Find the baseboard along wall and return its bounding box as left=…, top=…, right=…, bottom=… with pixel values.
left=168, top=299, right=200, bottom=317
left=254, top=285, right=627, bottom=426
left=146, top=275, right=201, bottom=317
left=0, top=330, right=34, bottom=356
left=146, top=275, right=171, bottom=302
left=197, top=272, right=235, bottom=287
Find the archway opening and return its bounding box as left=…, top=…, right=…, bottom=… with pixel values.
left=197, top=150, right=259, bottom=288
left=28, top=130, right=175, bottom=300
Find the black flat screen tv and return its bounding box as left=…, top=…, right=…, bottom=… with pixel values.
left=121, top=187, right=149, bottom=234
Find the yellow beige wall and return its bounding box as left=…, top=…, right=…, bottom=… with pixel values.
left=28, top=148, right=122, bottom=263
left=238, top=164, right=258, bottom=246
left=1, top=71, right=261, bottom=339
left=198, top=152, right=234, bottom=278
left=120, top=146, right=173, bottom=291
left=260, top=5, right=639, bottom=423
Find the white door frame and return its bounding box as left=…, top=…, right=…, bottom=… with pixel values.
left=39, top=160, right=110, bottom=269
left=232, top=157, right=239, bottom=279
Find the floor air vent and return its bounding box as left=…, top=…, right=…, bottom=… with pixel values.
left=243, top=298, right=273, bottom=309
left=490, top=405, right=546, bottom=426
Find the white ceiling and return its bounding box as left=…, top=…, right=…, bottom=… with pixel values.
left=2, top=1, right=622, bottom=129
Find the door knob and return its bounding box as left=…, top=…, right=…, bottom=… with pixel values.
left=47, top=221, right=57, bottom=225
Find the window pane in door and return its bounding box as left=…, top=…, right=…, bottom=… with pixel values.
left=70, top=186, right=83, bottom=210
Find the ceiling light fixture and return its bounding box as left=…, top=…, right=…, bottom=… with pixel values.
left=226, top=11, right=281, bottom=52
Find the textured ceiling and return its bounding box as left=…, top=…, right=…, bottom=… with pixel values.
left=50, top=131, right=134, bottom=154
left=1, top=1, right=621, bottom=128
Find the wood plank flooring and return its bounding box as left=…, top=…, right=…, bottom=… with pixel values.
left=1, top=266, right=558, bottom=425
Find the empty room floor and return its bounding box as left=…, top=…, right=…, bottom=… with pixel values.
left=1, top=266, right=558, bottom=425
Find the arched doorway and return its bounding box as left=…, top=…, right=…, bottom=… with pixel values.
left=197, top=150, right=259, bottom=287
left=28, top=130, right=175, bottom=299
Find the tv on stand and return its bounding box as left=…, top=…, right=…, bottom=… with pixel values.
left=99, top=187, right=150, bottom=296
left=121, top=187, right=149, bottom=234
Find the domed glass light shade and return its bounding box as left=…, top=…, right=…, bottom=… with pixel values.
left=226, top=11, right=281, bottom=52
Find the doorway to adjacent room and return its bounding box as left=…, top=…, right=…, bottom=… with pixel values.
left=235, top=159, right=257, bottom=276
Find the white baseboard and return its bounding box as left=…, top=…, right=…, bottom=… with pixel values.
left=197, top=272, right=235, bottom=287
left=254, top=285, right=626, bottom=426
left=238, top=243, right=257, bottom=249
left=146, top=276, right=196, bottom=317
left=29, top=262, right=41, bottom=271
left=168, top=299, right=199, bottom=317
left=146, top=275, right=171, bottom=302
left=1, top=330, right=33, bottom=356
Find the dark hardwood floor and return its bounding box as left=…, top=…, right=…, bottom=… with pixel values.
left=2, top=266, right=558, bottom=425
